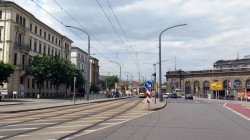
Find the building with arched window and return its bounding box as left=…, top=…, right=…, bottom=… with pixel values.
left=165, top=57, right=250, bottom=99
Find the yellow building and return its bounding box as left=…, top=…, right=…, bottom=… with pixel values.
left=0, top=1, right=72, bottom=98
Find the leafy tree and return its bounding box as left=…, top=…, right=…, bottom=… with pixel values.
left=90, top=84, right=100, bottom=93
left=26, top=55, right=52, bottom=94
left=0, top=61, right=15, bottom=86
left=105, top=75, right=118, bottom=90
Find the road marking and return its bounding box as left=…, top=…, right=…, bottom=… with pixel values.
left=36, top=131, right=76, bottom=134
left=63, top=111, right=154, bottom=140
left=9, top=122, right=55, bottom=126
left=49, top=124, right=90, bottom=129
left=0, top=127, right=37, bottom=132
left=223, top=103, right=250, bottom=121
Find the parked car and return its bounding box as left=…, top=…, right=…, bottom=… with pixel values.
left=163, top=93, right=169, bottom=98
left=169, top=93, right=177, bottom=99
left=185, top=94, right=193, bottom=100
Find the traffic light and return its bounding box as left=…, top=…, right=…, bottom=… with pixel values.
left=152, top=72, right=156, bottom=77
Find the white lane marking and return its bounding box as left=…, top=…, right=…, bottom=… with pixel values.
left=49, top=124, right=90, bottom=129
left=14, top=135, right=30, bottom=137
left=64, top=111, right=154, bottom=140
left=223, top=103, right=250, bottom=121
left=36, top=131, right=76, bottom=134
left=0, top=127, right=37, bottom=132
left=9, top=123, right=55, bottom=126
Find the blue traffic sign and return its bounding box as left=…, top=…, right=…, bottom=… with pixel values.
left=145, top=81, right=153, bottom=88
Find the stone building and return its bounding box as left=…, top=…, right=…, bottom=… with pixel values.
left=0, top=1, right=72, bottom=98
left=90, top=57, right=99, bottom=85
left=166, top=57, right=250, bottom=99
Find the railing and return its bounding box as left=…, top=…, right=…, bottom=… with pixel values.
left=14, top=42, right=30, bottom=51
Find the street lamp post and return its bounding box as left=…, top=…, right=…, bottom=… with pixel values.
left=159, top=24, right=187, bottom=102
left=65, top=25, right=90, bottom=100
left=110, top=61, right=121, bottom=90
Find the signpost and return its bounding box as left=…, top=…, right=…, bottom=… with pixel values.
left=210, top=82, right=222, bottom=99
left=145, top=81, right=153, bottom=108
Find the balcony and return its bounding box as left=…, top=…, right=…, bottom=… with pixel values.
left=14, top=42, right=30, bottom=52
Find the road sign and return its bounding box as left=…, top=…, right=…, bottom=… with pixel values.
left=145, top=81, right=153, bottom=88
left=210, top=82, right=222, bottom=90
left=146, top=89, right=152, bottom=103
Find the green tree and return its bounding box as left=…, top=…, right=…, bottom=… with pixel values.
left=0, top=61, right=15, bottom=86
left=90, top=84, right=100, bottom=93
left=27, top=55, right=52, bottom=94
left=105, top=75, right=118, bottom=90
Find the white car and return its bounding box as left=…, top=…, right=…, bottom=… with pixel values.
left=163, top=93, right=170, bottom=98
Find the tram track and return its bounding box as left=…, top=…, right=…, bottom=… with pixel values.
left=1, top=98, right=145, bottom=140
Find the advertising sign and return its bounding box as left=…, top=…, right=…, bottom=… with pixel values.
left=210, top=82, right=222, bottom=90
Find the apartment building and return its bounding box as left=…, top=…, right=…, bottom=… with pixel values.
left=0, top=1, right=72, bottom=98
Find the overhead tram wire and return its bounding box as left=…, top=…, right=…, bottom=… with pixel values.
left=52, top=0, right=116, bottom=61
left=32, top=0, right=132, bottom=79
left=30, top=0, right=116, bottom=71
left=51, top=0, right=130, bottom=73
left=106, top=0, right=140, bottom=69
left=95, top=0, right=134, bottom=65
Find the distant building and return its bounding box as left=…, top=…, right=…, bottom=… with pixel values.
left=214, top=56, right=250, bottom=69
left=0, top=1, right=72, bottom=98
left=90, top=57, right=99, bottom=85
left=166, top=56, right=250, bottom=99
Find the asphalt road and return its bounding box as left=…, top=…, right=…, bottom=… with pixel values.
left=76, top=98, right=250, bottom=140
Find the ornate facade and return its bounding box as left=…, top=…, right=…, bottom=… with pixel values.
left=166, top=57, right=250, bottom=99
left=0, top=1, right=72, bottom=98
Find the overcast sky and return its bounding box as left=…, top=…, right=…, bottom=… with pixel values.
left=10, top=0, right=250, bottom=82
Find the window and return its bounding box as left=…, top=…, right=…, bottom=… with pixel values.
left=34, top=40, right=37, bottom=52
left=65, top=43, right=69, bottom=50
left=48, top=34, right=50, bottom=40
left=17, top=32, right=22, bottom=44
left=35, top=26, right=37, bottom=34
left=52, top=36, right=54, bottom=43
left=58, top=52, right=60, bottom=57
left=39, top=42, right=42, bottom=53
left=32, top=79, right=35, bottom=89
left=22, top=55, right=25, bottom=70
left=56, top=38, right=57, bottom=44
left=23, top=18, right=25, bottom=27
left=52, top=48, right=54, bottom=55
left=39, top=29, right=42, bottom=36
left=14, top=53, right=17, bottom=65
left=59, top=40, right=60, bottom=46
left=48, top=46, right=50, bottom=54
left=27, top=78, right=30, bottom=88
left=44, top=31, right=46, bottom=38
left=16, top=14, right=19, bottom=23
left=0, top=28, right=2, bottom=41
left=30, top=23, right=32, bottom=31
left=20, top=16, right=23, bottom=25
left=43, top=44, right=46, bottom=54
left=29, top=38, right=32, bottom=49
left=0, top=11, right=2, bottom=19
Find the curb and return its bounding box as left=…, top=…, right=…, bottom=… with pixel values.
left=143, top=101, right=167, bottom=111
left=0, top=97, right=126, bottom=113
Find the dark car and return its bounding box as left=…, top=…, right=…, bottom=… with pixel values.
left=185, top=94, right=193, bottom=100
left=169, top=93, right=177, bottom=99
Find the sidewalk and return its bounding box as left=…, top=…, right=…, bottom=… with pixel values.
left=0, top=97, right=166, bottom=113
left=196, top=97, right=250, bottom=120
